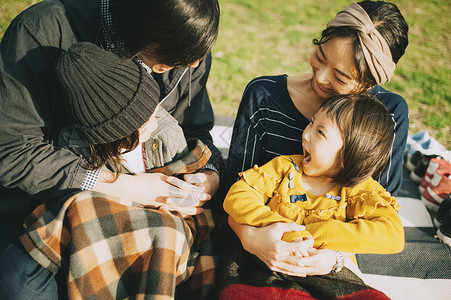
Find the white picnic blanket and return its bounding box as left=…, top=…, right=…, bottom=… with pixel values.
left=212, top=117, right=451, bottom=300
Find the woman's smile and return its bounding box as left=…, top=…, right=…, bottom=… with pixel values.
left=312, top=77, right=334, bottom=96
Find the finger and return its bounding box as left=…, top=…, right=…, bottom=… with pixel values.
left=155, top=195, right=200, bottom=208
left=161, top=204, right=204, bottom=216
left=184, top=173, right=207, bottom=185
left=271, top=222, right=306, bottom=233
left=295, top=256, right=321, bottom=272
left=297, top=265, right=321, bottom=275
left=162, top=185, right=210, bottom=203
left=300, top=249, right=309, bottom=257
left=264, top=245, right=309, bottom=266
left=274, top=239, right=309, bottom=254
left=303, top=238, right=314, bottom=248
left=168, top=197, right=198, bottom=208
left=165, top=176, right=198, bottom=190
left=266, top=261, right=308, bottom=277
left=271, top=268, right=307, bottom=277
left=166, top=179, right=209, bottom=201
left=292, top=238, right=314, bottom=256
left=168, top=196, right=209, bottom=207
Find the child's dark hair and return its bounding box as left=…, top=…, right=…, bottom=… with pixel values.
left=319, top=94, right=394, bottom=187
left=87, top=131, right=140, bottom=182
left=110, top=0, right=220, bottom=67
left=56, top=42, right=161, bottom=182
left=313, top=1, right=408, bottom=92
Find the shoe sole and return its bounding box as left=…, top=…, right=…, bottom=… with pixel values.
left=419, top=176, right=432, bottom=194
left=421, top=195, right=440, bottom=212
left=433, top=218, right=442, bottom=228
left=436, top=228, right=451, bottom=247
left=426, top=185, right=449, bottom=204
left=410, top=171, right=424, bottom=183
left=405, top=159, right=417, bottom=172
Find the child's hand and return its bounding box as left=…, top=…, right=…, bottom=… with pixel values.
left=95, top=171, right=211, bottom=217
left=292, top=237, right=314, bottom=257
left=230, top=219, right=317, bottom=277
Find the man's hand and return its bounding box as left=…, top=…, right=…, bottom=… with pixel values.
left=184, top=169, right=220, bottom=197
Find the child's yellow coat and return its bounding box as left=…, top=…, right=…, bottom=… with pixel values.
left=224, top=155, right=404, bottom=254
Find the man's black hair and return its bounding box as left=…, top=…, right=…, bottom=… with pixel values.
left=110, top=0, right=220, bottom=67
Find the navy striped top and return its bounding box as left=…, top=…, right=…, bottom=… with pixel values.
left=223, top=75, right=409, bottom=197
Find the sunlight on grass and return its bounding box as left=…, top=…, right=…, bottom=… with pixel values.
left=0, top=0, right=449, bottom=148
left=210, top=0, right=450, bottom=148
left=0, top=0, right=39, bottom=36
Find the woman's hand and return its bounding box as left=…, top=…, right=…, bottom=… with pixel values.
left=94, top=171, right=211, bottom=216
left=295, top=248, right=337, bottom=275
left=184, top=169, right=220, bottom=197
left=229, top=217, right=315, bottom=277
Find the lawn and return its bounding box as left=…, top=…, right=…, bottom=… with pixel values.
left=1, top=0, right=450, bottom=148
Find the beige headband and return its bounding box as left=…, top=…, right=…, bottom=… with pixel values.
left=327, top=2, right=396, bottom=85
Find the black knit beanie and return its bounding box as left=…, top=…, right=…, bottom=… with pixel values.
left=56, top=42, right=160, bottom=144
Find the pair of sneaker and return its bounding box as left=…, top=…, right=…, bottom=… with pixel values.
left=434, top=194, right=451, bottom=247
left=405, top=131, right=451, bottom=160
left=405, top=151, right=440, bottom=183
left=419, top=157, right=451, bottom=212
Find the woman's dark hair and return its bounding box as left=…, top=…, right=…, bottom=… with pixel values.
left=87, top=130, right=140, bottom=182
left=319, top=94, right=394, bottom=187
left=313, top=1, right=409, bottom=91
left=110, top=0, right=220, bottom=67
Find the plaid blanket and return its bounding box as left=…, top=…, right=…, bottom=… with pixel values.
left=217, top=233, right=391, bottom=300
left=20, top=192, right=215, bottom=299
left=20, top=141, right=216, bottom=299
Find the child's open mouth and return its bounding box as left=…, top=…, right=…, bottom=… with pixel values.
left=303, top=149, right=311, bottom=165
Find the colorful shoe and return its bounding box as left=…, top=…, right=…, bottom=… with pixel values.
left=410, top=154, right=439, bottom=183
left=419, top=157, right=451, bottom=193
left=405, top=131, right=430, bottom=157
left=421, top=170, right=451, bottom=212
left=405, top=131, right=450, bottom=160
left=406, top=131, right=430, bottom=154
left=434, top=194, right=451, bottom=228
left=405, top=151, right=423, bottom=172
left=422, top=136, right=447, bottom=155
left=436, top=210, right=451, bottom=247
left=408, top=130, right=430, bottom=145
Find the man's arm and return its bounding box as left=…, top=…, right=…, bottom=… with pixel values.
left=0, top=5, right=87, bottom=202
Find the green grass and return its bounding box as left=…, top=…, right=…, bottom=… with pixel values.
left=0, top=0, right=39, bottom=35
left=209, top=0, right=451, bottom=148
left=1, top=0, right=450, bottom=148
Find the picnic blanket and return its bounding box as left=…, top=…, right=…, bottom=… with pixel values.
left=19, top=140, right=216, bottom=299
left=212, top=118, right=451, bottom=300
left=20, top=191, right=216, bottom=299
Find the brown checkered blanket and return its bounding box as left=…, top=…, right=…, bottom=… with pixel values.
left=19, top=140, right=216, bottom=299
left=20, top=191, right=215, bottom=299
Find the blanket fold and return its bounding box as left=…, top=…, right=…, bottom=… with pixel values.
left=20, top=142, right=216, bottom=299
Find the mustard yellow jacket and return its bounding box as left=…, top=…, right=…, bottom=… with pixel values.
left=223, top=155, right=404, bottom=254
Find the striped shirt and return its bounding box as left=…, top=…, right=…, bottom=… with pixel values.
left=224, top=75, right=409, bottom=197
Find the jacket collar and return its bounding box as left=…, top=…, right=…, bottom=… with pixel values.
left=99, top=0, right=125, bottom=53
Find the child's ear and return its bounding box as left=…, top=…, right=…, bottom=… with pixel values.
left=151, top=64, right=174, bottom=73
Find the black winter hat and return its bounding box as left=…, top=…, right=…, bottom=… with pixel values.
left=56, top=42, right=160, bottom=144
